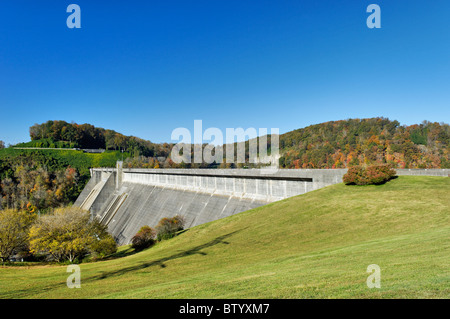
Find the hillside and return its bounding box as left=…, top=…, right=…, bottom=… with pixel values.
left=278, top=118, right=450, bottom=169
left=0, top=176, right=448, bottom=298
left=0, top=148, right=127, bottom=212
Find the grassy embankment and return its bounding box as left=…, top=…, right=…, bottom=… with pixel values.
left=0, top=176, right=448, bottom=299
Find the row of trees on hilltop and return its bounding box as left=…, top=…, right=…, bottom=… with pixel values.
left=28, top=120, right=173, bottom=157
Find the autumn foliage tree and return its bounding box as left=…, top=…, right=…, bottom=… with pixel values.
left=28, top=207, right=117, bottom=262
left=131, top=225, right=156, bottom=251
left=0, top=209, right=36, bottom=263
left=156, top=215, right=186, bottom=241
left=343, top=164, right=396, bottom=186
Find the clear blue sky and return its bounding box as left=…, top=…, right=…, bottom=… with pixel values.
left=1, top=0, right=449, bottom=145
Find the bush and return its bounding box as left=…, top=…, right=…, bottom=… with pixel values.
left=131, top=226, right=156, bottom=251
left=343, top=164, right=396, bottom=185
left=90, top=236, right=117, bottom=258
left=156, top=215, right=186, bottom=241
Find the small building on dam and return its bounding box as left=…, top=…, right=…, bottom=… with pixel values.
left=74, top=163, right=449, bottom=245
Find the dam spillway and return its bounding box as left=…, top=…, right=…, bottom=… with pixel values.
left=74, top=166, right=346, bottom=245
left=74, top=166, right=449, bottom=245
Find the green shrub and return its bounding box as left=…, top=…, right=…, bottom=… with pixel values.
left=156, top=215, right=186, bottom=241
left=90, top=235, right=118, bottom=258
left=343, top=164, right=396, bottom=185
left=131, top=226, right=156, bottom=251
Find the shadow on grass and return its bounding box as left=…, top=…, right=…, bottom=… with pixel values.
left=102, top=229, right=191, bottom=261
left=103, top=246, right=138, bottom=260
left=89, top=229, right=243, bottom=281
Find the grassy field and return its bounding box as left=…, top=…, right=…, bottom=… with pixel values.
left=0, top=176, right=448, bottom=299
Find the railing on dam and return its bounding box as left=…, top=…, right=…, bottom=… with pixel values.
left=88, top=167, right=348, bottom=202
left=123, top=172, right=313, bottom=202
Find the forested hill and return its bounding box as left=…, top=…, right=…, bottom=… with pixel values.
left=24, top=120, right=172, bottom=158
left=279, top=118, right=450, bottom=169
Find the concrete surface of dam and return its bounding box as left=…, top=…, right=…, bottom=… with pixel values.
left=74, top=164, right=449, bottom=245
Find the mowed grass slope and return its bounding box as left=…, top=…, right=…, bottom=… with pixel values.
left=0, top=176, right=449, bottom=299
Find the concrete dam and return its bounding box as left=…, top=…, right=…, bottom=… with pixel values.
left=74, top=165, right=449, bottom=245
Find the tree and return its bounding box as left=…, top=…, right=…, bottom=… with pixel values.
left=114, top=133, right=127, bottom=151
left=29, top=206, right=116, bottom=262
left=343, top=164, right=396, bottom=186
left=0, top=178, right=17, bottom=210
left=0, top=209, right=36, bottom=263
left=156, top=215, right=186, bottom=241
left=88, top=217, right=117, bottom=258
left=0, top=140, right=5, bottom=149
left=29, top=124, right=43, bottom=140
left=131, top=225, right=156, bottom=251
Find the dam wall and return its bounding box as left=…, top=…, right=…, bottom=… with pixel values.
left=121, top=168, right=346, bottom=202
left=74, top=169, right=115, bottom=216
left=395, top=168, right=450, bottom=176
left=74, top=166, right=449, bottom=245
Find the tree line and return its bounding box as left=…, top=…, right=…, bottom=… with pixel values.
left=28, top=120, right=172, bottom=157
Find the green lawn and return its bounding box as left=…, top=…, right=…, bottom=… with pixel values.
left=0, top=176, right=448, bottom=299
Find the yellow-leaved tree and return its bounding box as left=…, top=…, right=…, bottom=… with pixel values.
left=29, top=207, right=117, bottom=262
left=0, top=209, right=36, bottom=263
